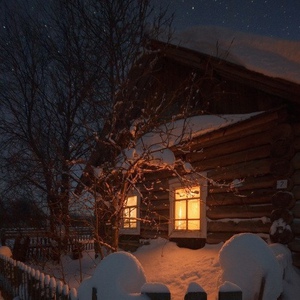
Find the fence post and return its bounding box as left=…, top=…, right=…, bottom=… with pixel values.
left=218, top=281, right=242, bottom=300
left=141, top=283, right=171, bottom=300
left=184, top=282, right=207, bottom=300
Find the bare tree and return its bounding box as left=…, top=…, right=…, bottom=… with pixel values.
left=0, top=0, right=172, bottom=258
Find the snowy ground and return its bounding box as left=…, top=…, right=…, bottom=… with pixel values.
left=27, top=235, right=300, bottom=300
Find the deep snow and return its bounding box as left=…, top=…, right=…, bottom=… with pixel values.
left=18, top=234, right=300, bottom=300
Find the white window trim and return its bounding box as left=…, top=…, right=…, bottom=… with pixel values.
left=169, top=174, right=207, bottom=238
left=120, top=192, right=141, bottom=235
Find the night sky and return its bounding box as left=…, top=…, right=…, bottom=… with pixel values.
left=156, top=0, right=300, bottom=40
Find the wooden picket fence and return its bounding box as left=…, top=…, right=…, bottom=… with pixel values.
left=0, top=254, right=77, bottom=300
left=1, top=227, right=94, bottom=262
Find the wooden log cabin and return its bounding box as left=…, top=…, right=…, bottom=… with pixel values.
left=88, top=36, right=300, bottom=267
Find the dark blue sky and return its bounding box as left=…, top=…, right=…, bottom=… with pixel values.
left=155, top=0, right=300, bottom=40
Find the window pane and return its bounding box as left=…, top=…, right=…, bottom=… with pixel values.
left=175, top=187, right=200, bottom=199
left=175, top=200, right=186, bottom=219
left=175, top=220, right=186, bottom=230
left=188, top=199, right=200, bottom=219
left=188, top=220, right=200, bottom=230
left=127, top=195, right=137, bottom=206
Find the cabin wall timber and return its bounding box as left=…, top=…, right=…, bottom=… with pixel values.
left=113, top=41, right=300, bottom=266
left=290, top=122, right=300, bottom=267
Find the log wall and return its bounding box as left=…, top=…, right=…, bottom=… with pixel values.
left=135, top=109, right=300, bottom=267
left=290, top=123, right=300, bottom=267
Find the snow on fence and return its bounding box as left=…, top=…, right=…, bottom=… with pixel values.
left=0, top=254, right=242, bottom=300
left=0, top=254, right=77, bottom=300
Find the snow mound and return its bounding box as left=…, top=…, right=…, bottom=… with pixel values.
left=269, top=243, right=300, bottom=299
left=173, top=26, right=300, bottom=84
left=219, top=233, right=282, bottom=300
left=0, top=246, right=12, bottom=258
left=77, top=251, right=147, bottom=300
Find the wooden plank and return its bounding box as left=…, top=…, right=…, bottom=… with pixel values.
left=206, top=232, right=235, bottom=244
left=292, top=186, right=300, bottom=200
left=288, top=238, right=300, bottom=252
left=292, top=202, right=300, bottom=218
left=209, top=175, right=277, bottom=193
left=207, top=220, right=270, bottom=233
left=187, top=117, right=278, bottom=153
left=207, top=158, right=271, bottom=181
left=293, top=123, right=300, bottom=137
left=292, top=253, right=300, bottom=268
left=186, top=130, right=272, bottom=162
left=207, top=189, right=273, bottom=206
left=192, top=145, right=270, bottom=171
left=207, top=204, right=272, bottom=220
left=292, top=152, right=300, bottom=169
left=292, top=170, right=300, bottom=185
left=291, top=219, right=300, bottom=234
left=295, top=137, right=300, bottom=151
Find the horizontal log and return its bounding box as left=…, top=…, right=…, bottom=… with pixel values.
left=140, top=229, right=168, bottom=239
left=139, top=177, right=170, bottom=191
left=271, top=191, right=295, bottom=209
left=141, top=200, right=169, bottom=212
left=292, top=152, right=300, bottom=169
left=291, top=219, right=300, bottom=235
left=207, top=220, right=270, bottom=233
left=270, top=159, right=293, bottom=177
left=292, top=170, right=300, bottom=185
left=288, top=238, right=300, bottom=252
left=292, top=123, right=300, bottom=137
left=141, top=190, right=169, bottom=202
left=271, top=123, right=293, bottom=141
left=209, top=175, right=278, bottom=193
left=192, top=145, right=270, bottom=171
left=207, top=189, right=274, bottom=206
left=206, top=232, right=235, bottom=244
left=186, top=131, right=272, bottom=163
left=270, top=209, right=293, bottom=224
left=270, top=138, right=294, bottom=158
left=292, top=202, right=300, bottom=218
left=207, top=158, right=271, bottom=181
left=295, top=137, right=300, bottom=151
left=186, top=110, right=284, bottom=152
left=292, top=186, right=300, bottom=200
left=292, top=253, right=300, bottom=268
left=207, top=204, right=272, bottom=220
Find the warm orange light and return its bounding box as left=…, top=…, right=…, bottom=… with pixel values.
left=123, top=196, right=138, bottom=229
left=174, top=186, right=200, bottom=230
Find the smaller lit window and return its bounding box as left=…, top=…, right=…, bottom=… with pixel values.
left=120, top=194, right=140, bottom=235
left=122, top=196, right=137, bottom=229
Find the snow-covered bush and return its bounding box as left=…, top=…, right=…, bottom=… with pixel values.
left=218, top=233, right=282, bottom=300
left=77, top=251, right=147, bottom=300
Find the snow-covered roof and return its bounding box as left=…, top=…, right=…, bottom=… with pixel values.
left=170, top=26, right=300, bottom=85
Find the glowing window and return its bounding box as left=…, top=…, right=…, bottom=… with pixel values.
left=122, top=195, right=138, bottom=229
left=174, top=186, right=201, bottom=231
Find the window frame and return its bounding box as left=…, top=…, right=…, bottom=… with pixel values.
left=169, top=174, right=207, bottom=238
left=120, top=193, right=140, bottom=235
